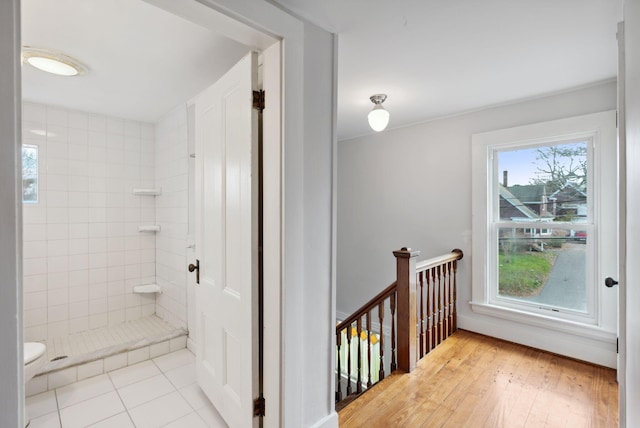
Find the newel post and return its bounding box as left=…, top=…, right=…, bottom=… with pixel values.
left=393, top=247, right=420, bottom=373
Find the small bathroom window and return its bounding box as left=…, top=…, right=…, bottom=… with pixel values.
left=22, top=144, right=38, bottom=203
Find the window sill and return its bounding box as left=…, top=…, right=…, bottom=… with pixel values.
left=469, top=301, right=616, bottom=344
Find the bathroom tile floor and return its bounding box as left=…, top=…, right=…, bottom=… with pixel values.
left=26, top=348, right=228, bottom=428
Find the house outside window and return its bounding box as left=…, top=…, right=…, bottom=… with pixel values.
left=22, top=144, right=38, bottom=203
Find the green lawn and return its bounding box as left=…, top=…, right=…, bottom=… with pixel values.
left=498, top=252, right=556, bottom=297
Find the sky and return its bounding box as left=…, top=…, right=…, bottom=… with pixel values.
left=497, top=141, right=587, bottom=187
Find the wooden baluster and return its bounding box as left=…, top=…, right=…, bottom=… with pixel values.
left=424, top=268, right=430, bottom=353
left=453, top=258, right=459, bottom=332
left=447, top=261, right=454, bottom=337
left=378, top=301, right=385, bottom=380
left=442, top=262, right=449, bottom=340
left=419, top=271, right=425, bottom=358
left=336, top=330, right=342, bottom=402
left=430, top=266, right=436, bottom=352
left=390, top=292, right=397, bottom=372
left=346, top=325, right=352, bottom=396
left=437, top=265, right=443, bottom=346
left=366, top=311, right=372, bottom=388
left=356, top=317, right=362, bottom=393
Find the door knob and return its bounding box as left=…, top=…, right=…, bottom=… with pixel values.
left=604, top=277, right=618, bottom=288
left=188, top=260, right=200, bottom=284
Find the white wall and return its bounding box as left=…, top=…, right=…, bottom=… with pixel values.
left=154, top=105, right=190, bottom=329
left=302, top=23, right=338, bottom=428
left=0, top=1, right=23, bottom=426
left=21, top=102, right=157, bottom=342
left=338, top=81, right=616, bottom=361
left=624, top=0, right=640, bottom=423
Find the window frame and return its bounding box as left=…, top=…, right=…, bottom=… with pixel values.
left=471, top=111, right=617, bottom=339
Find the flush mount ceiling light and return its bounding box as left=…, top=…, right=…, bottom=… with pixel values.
left=22, top=47, right=87, bottom=77
left=367, top=94, right=390, bottom=132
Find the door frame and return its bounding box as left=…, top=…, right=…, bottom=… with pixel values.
left=145, top=2, right=301, bottom=426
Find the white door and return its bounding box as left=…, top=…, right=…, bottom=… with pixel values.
left=194, top=51, right=259, bottom=428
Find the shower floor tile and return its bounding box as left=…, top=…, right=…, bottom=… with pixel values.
left=26, top=348, right=228, bottom=428
left=40, top=315, right=186, bottom=375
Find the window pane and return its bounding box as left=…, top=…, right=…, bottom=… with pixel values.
left=498, top=227, right=587, bottom=312
left=497, top=141, right=588, bottom=223
left=22, top=144, right=38, bottom=203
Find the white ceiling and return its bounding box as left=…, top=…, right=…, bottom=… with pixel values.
left=21, top=0, right=250, bottom=123
left=274, top=0, right=623, bottom=140
left=22, top=0, right=623, bottom=139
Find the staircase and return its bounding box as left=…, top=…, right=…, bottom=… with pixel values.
left=335, top=248, right=463, bottom=409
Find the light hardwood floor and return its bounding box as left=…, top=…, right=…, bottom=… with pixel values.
left=338, top=330, right=618, bottom=428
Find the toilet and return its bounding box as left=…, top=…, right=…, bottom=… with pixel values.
left=24, top=342, right=46, bottom=427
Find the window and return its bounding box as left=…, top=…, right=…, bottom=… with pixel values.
left=22, top=144, right=38, bottom=203
left=471, top=111, right=617, bottom=336
left=494, top=140, right=592, bottom=317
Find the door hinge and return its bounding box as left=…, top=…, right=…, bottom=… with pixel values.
left=617, top=337, right=619, bottom=354
left=253, top=90, right=265, bottom=112
left=253, top=396, right=265, bottom=417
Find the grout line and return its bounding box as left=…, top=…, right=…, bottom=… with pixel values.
left=54, top=387, right=63, bottom=428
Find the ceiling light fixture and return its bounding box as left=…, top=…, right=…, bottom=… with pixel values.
left=22, top=47, right=87, bottom=77
left=367, top=94, right=390, bottom=132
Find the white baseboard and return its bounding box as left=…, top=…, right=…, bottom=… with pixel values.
left=308, top=411, right=339, bottom=428
left=457, top=312, right=617, bottom=368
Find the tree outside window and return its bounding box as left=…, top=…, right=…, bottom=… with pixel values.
left=22, top=144, right=38, bottom=203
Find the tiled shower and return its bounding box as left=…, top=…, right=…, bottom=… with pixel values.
left=22, top=101, right=193, bottom=394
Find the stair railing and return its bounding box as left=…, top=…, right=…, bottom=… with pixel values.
left=335, top=248, right=463, bottom=408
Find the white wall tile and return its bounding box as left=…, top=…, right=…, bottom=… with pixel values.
left=25, top=375, right=48, bottom=397
left=23, top=206, right=48, bottom=225
left=69, top=317, right=88, bottom=334
left=47, top=224, right=69, bottom=240
left=149, top=341, right=170, bottom=358
left=47, top=272, right=69, bottom=290
left=48, top=304, right=68, bottom=323
left=103, top=353, right=127, bottom=373
left=68, top=270, right=88, bottom=287
left=76, top=360, right=104, bottom=381
left=23, top=257, right=48, bottom=276
left=24, top=274, right=47, bottom=293
left=127, top=347, right=149, bottom=365
left=89, top=313, right=108, bottom=329
left=24, top=291, right=47, bottom=310
left=24, top=224, right=47, bottom=241
left=25, top=325, right=48, bottom=342
left=48, top=321, right=69, bottom=339
left=24, top=241, right=47, bottom=259
left=48, top=367, right=77, bottom=390
left=69, top=301, right=88, bottom=319
left=89, top=296, right=108, bottom=314
left=69, top=286, right=88, bottom=303
left=48, top=289, right=69, bottom=306
left=23, top=103, right=158, bottom=338
left=47, top=240, right=68, bottom=257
